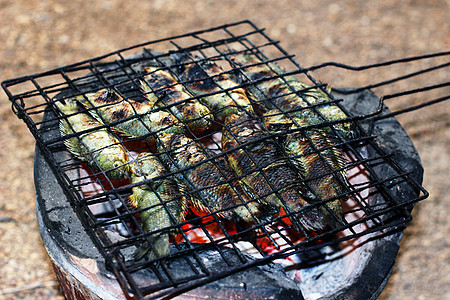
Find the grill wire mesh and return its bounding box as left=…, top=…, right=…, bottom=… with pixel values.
left=3, top=20, right=446, bottom=299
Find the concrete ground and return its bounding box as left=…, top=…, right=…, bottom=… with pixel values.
left=0, top=1, right=448, bottom=299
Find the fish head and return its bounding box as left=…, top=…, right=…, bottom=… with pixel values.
left=100, top=146, right=130, bottom=180
left=130, top=153, right=165, bottom=180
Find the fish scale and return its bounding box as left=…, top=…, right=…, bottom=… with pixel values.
left=59, top=51, right=355, bottom=262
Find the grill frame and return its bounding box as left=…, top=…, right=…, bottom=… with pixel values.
left=2, top=20, right=437, bottom=299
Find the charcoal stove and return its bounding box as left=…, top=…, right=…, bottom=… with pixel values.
left=2, top=20, right=447, bottom=299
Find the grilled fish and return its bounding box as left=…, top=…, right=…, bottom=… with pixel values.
left=228, top=51, right=356, bottom=139
left=75, top=89, right=184, bottom=142
left=222, top=114, right=328, bottom=231
left=141, top=67, right=213, bottom=132
left=56, top=98, right=130, bottom=180
left=263, top=111, right=346, bottom=227
left=175, top=55, right=255, bottom=122
left=129, top=152, right=189, bottom=261
left=156, top=132, right=263, bottom=223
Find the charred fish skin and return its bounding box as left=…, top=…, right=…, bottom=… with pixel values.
left=178, top=55, right=326, bottom=228
left=228, top=51, right=357, bottom=140
left=285, top=131, right=345, bottom=227
left=156, top=132, right=263, bottom=223
left=75, top=89, right=185, bottom=142
left=175, top=55, right=255, bottom=122
left=263, top=111, right=346, bottom=227
left=222, top=114, right=328, bottom=231
left=129, top=152, right=188, bottom=261
left=56, top=98, right=130, bottom=180
left=206, top=147, right=270, bottom=224
left=141, top=67, right=213, bottom=132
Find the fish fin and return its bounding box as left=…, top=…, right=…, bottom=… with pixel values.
left=72, top=95, right=105, bottom=123
left=55, top=97, right=78, bottom=114
left=176, top=182, right=192, bottom=214
left=58, top=117, right=84, bottom=158
left=62, top=137, right=82, bottom=158
left=190, top=198, right=211, bottom=216
left=133, top=233, right=169, bottom=262
left=128, top=194, right=138, bottom=208
left=247, top=91, right=268, bottom=115
left=133, top=242, right=151, bottom=261
left=58, top=116, right=71, bottom=136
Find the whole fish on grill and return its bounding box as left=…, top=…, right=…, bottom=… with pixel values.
left=156, top=132, right=264, bottom=223
left=174, top=54, right=255, bottom=122
left=173, top=55, right=328, bottom=230
left=75, top=89, right=184, bottom=142
left=141, top=66, right=213, bottom=132
left=228, top=51, right=357, bottom=139
left=56, top=98, right=130, bottom=180
left=263, top=111, right=346, bottom=227
left=129, top=152, right=188, bottom=261
left=222, top=114, right=329, bottom=231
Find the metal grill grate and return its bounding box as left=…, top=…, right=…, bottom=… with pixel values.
left=3, top=20, right=445, bottom=299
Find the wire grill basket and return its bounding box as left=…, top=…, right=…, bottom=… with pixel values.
left=2, top=20, right=443, bottom=299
